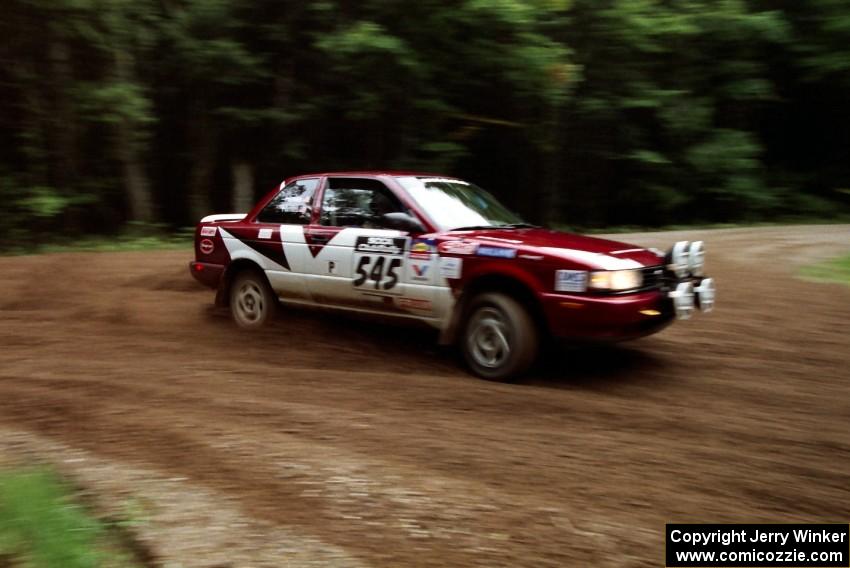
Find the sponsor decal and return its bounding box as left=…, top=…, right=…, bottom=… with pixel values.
left=477, top=246, right=517, bottom=259
left=478, top=236, right=522, bottom=244
left=355, top=235, right=408, bottom=255
left=199, top=238, right=215, bottom=255
left=554, top=269, right=588, bottom=293
left=397, top=297, right=432, bottom=311
left=258, top=228, right=273, bottom=239
left=439, top=257, right=463, bottom=279
left=438, top=240, right=477, bottom=255
left=328, top=261, right=337, bottom=274
left=409, top=238, right=436, bottom=259
left=409, top=259, right=432, bottom=282
left=518, top=253, right=544, bottom=261
left=200, top=226, right=217, bottom=237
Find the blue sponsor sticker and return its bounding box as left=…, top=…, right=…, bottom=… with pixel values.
left=477, top=246, right=517, bottom=259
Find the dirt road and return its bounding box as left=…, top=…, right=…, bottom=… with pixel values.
left=1, top=225, right=849, bottom=567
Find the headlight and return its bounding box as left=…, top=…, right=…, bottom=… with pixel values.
left=589, top=269, right=643, bottom=291
left=688, top=241, right=705, bottom=277
left=668, top=241, right=690, bottom=278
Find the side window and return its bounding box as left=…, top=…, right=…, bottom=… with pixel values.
left=257, top=178, right=319, bottom=224
left=320, top=178, right=406, bottom=228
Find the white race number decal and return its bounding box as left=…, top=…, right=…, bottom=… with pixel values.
left=353, top=255, right=403, bottom=293
left=352, top=236, right=408, bottom=295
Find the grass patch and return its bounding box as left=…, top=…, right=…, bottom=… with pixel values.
left=35, top=232, right=193, bottom=254
left=2, top=225, right=194, bottom=256
left=0, top=468, right=145, bottom=568
left=800, top=253, right=850, bottom=286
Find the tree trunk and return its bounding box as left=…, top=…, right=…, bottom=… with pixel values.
left=114, top=47, right=154, bottom=223
left=48, top=36, right=78, bottom=188
left=16, top=59, right=50, bottom=188
left=538, top=104, right=563, bottom=227
left=231, top=159, right=254, bottom=212
left=187, top=107, right=217, bottom=221
left=117, top=119, right=154, bottom=222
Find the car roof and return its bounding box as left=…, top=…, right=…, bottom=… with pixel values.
left=289, top=170, right=460, bottom=180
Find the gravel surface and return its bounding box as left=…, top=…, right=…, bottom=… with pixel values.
left=0, top=225, right=848, bottom=567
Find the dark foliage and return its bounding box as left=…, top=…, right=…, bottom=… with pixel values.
left=0, top=0, right=848, bottom=246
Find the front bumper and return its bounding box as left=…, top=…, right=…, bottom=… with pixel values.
left=541, top=289, right=676, bottom=341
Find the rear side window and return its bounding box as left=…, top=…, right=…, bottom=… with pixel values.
left=320, top=178, right=406, bottom=228
left=257, top=178, right=319, bottom=224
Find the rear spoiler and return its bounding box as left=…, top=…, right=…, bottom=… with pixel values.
left=200, top=213, right=246, bottom=223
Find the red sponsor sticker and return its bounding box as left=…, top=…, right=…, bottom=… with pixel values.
left=397, top=297, right=432, bottom=311
left=438, top=240, right=477, bottom=255
left=199, top=238, right=215, bottom=255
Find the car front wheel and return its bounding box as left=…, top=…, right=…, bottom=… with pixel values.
left=462, top=292, right=539, bottom=381
left=230, top=270, right=277, bottom=329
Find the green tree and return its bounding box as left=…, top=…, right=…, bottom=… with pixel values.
left=561, top=0, right=790, bottom=225
left=1, top=0, right=849, bottom=247
left=158, top=0, right=266, bottom=220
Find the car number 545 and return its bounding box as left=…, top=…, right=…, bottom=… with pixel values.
left=353, top=255, right=403, bottom=293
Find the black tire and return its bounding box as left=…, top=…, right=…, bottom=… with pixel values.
left=229, top=269, right=278, bottom=330
left=461, top=292, right=539, bottom=381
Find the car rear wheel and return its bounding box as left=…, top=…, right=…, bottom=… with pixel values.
left=462, top=292, right=538, bottom=381
left=230, top=270, right=277, bottom=329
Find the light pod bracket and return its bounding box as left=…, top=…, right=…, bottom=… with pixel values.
left=668, top=241, right=691, bottom=279
left=688, top=241, right=705, bottom=277
left=669, top=281, right=695, bottom=320
left=695, top=277, right=715, bottom=313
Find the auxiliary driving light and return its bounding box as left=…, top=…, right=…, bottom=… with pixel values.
left=669, top=281, right=695, bottom=320
left=668, top=241, right=690, bottom=278
left=688, top=241, right=705, bottom=277
left=695, top=277, right=716, bottom=313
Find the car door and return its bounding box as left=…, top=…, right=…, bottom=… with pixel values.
left=302, top=177, right=411, bottom=312
left=222, top=177, right=321, bottom=301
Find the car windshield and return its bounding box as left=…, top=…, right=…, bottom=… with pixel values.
left=395, top=176, right=525, bottom=231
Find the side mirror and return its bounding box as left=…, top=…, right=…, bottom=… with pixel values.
left=381, top=212, right=426, bottom=233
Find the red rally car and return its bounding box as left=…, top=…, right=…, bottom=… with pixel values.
left=190, top=171, right=715, bottom=380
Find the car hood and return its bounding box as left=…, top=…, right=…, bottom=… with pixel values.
left=444, top=227, right=664, bottom=270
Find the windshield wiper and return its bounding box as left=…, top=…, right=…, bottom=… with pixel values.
left=449, top=223, right=538, bottom=231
